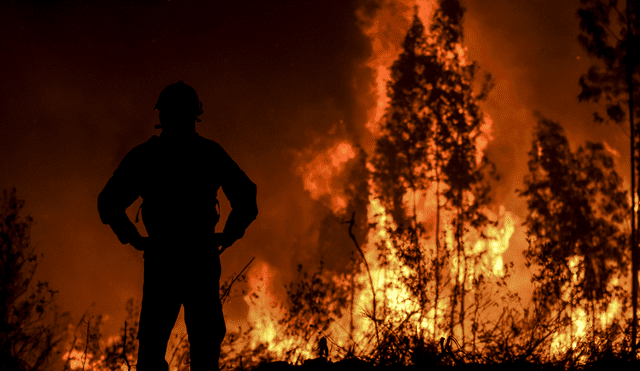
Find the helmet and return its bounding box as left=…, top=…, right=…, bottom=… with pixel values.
left=155, top=81, right=203, bottom=122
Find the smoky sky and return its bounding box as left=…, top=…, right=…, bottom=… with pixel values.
left=0, top=0, right=630, bottom=338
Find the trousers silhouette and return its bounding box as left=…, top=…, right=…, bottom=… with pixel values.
left=135, top=238, right=225, bottom=371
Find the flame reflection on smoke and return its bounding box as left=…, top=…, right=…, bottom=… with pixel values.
left=299, top=140, right=357, bottom=215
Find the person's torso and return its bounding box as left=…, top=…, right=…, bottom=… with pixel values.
left=135, top=134, right=224, bottom=239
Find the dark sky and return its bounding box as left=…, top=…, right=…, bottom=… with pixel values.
left=0, top=0, right=629, bottom=338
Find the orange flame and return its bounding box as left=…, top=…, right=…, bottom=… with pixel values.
left=244, top=261, right=285, bottom=349
left=238, top=0, right=628, bottom=363
left=357, top=0, right=437, bottom=137
left=299, top=140, right=356, bottom=214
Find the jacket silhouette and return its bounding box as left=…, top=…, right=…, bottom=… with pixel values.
left=98, top=81, right=257, bottom=371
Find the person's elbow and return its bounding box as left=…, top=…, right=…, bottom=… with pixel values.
left=97, top=188, right=121, bottom=225
left=249, top=203, right=258, bottom=223
left=97, top=190, right=112, bottom=225
left=227, top=178, right=258, bottom=223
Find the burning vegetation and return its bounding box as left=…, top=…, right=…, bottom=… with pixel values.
left=2, top=0, right=640, bottom=370
left=213, top=0, right=639, bottom=369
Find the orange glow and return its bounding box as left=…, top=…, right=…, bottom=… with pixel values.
left=345, top=0, right=523, bottom=347
left=357, top=0, right=437, bottom=136
left=5, top=0, right=637, bottom=368
left=62, top=348, right=89, bottom=370
left=476, top=114, right=493, bottom=165
left=232, top=0, right=630, bottom=364
left=367, top=65, right=391, bottom=135
left=294, top=0, right=522, bottom=352
left=245, top=261, right=285, bottom=349
left=300, top=140, right=356, bottom=214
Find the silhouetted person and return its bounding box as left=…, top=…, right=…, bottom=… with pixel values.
left=98, top=81, right=258, bottom=371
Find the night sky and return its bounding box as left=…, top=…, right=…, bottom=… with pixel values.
left=0, top=0, right=629, bottom=339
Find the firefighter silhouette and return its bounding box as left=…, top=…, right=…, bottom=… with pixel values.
left=98, top=81, right=258, bottom=371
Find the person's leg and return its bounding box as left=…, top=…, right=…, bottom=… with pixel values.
left=184, top=253, right=224, bottom=370
left=184, top=296, right=225, bottom=370
left=136, top=256, right=183, bottom=371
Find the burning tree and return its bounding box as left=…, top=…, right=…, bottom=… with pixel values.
left=0, top=188, right=69, bottom=371
left=214, top=1, right=640, bottom=367
left=224, top=1, right=517, bottom=366
left=576, top=0, right=639, bottom=347
left=369, top=0, right=499, bottom=359
left=518, top=116, right=629, bottom=358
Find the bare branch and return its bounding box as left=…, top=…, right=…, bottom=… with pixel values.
left=220, top=257, right=255, bottom=306
left=81, top=316, right=93, bottom=371
left=344, top=211, right=380, bottom=357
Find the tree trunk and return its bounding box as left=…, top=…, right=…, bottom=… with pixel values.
left=457, top=203, right=465, bottom=347
left=434, top=169, right=441, bottom=341
left=627, top=0, right=638, bottom=351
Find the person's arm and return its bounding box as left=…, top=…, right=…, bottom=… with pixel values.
left=218, top=147, right=258, bottom=249
left=98, top=148, right=143, bottom=246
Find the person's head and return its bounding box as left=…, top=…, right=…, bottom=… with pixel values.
left=155, top=81, right=203, bottom=133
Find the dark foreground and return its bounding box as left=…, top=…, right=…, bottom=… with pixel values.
left=253, top=357, right=639, bottom=371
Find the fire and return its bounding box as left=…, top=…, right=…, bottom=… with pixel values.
left=299, top=140, right=356, bottom=214
left=62, top=348, right=90, bottom=370
left=62, top=334, right=129, bottom=371
left=369, top=65, right=391, bottom=133
left=321, top=0, right=522, bottom=352
left=240, top=260, right=323, bottom=363
left=244, top=261, right=285, bottom=349
left=480, top=206, right=514, bottom=277
left=233, top=0, right=630, bottom=366
left=287, top=0, right=519, bottom=356
left=358, top=181, right=517, bottom=342
left=475, top=114, right=493, bottom=165
left=357, top=0, right=437, bottom=136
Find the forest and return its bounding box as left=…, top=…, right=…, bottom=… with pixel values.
left=1, top=0, right=640, bottom=370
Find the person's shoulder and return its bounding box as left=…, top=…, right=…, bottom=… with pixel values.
left=195, top=134, right=219, bottom=146
left=137, top=135, right=160, bottom=151
left=194, top=135, right=240, bottom=168
left=124, top=136, right=160, bottom=159
left=195, top=134, right=226, bottom=153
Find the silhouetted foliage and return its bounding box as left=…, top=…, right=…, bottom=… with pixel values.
left=102, top=299, right=140, bottom=371
left=369, top=8, right=445, bottom=359
left=0, top=188, right=69, bottom=371
left=370, top=0, right=496, bottom=349
left=60, top=300, right=140, bottom=371
left=241, top=1, right=639, bottom=367
left=280, top=262, right=351, bottom=362
left=577, top=0, right=639, bottom=126
left=518, top=116, right=628, bottom=343
left=577, top=0, right=640, bottom=346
